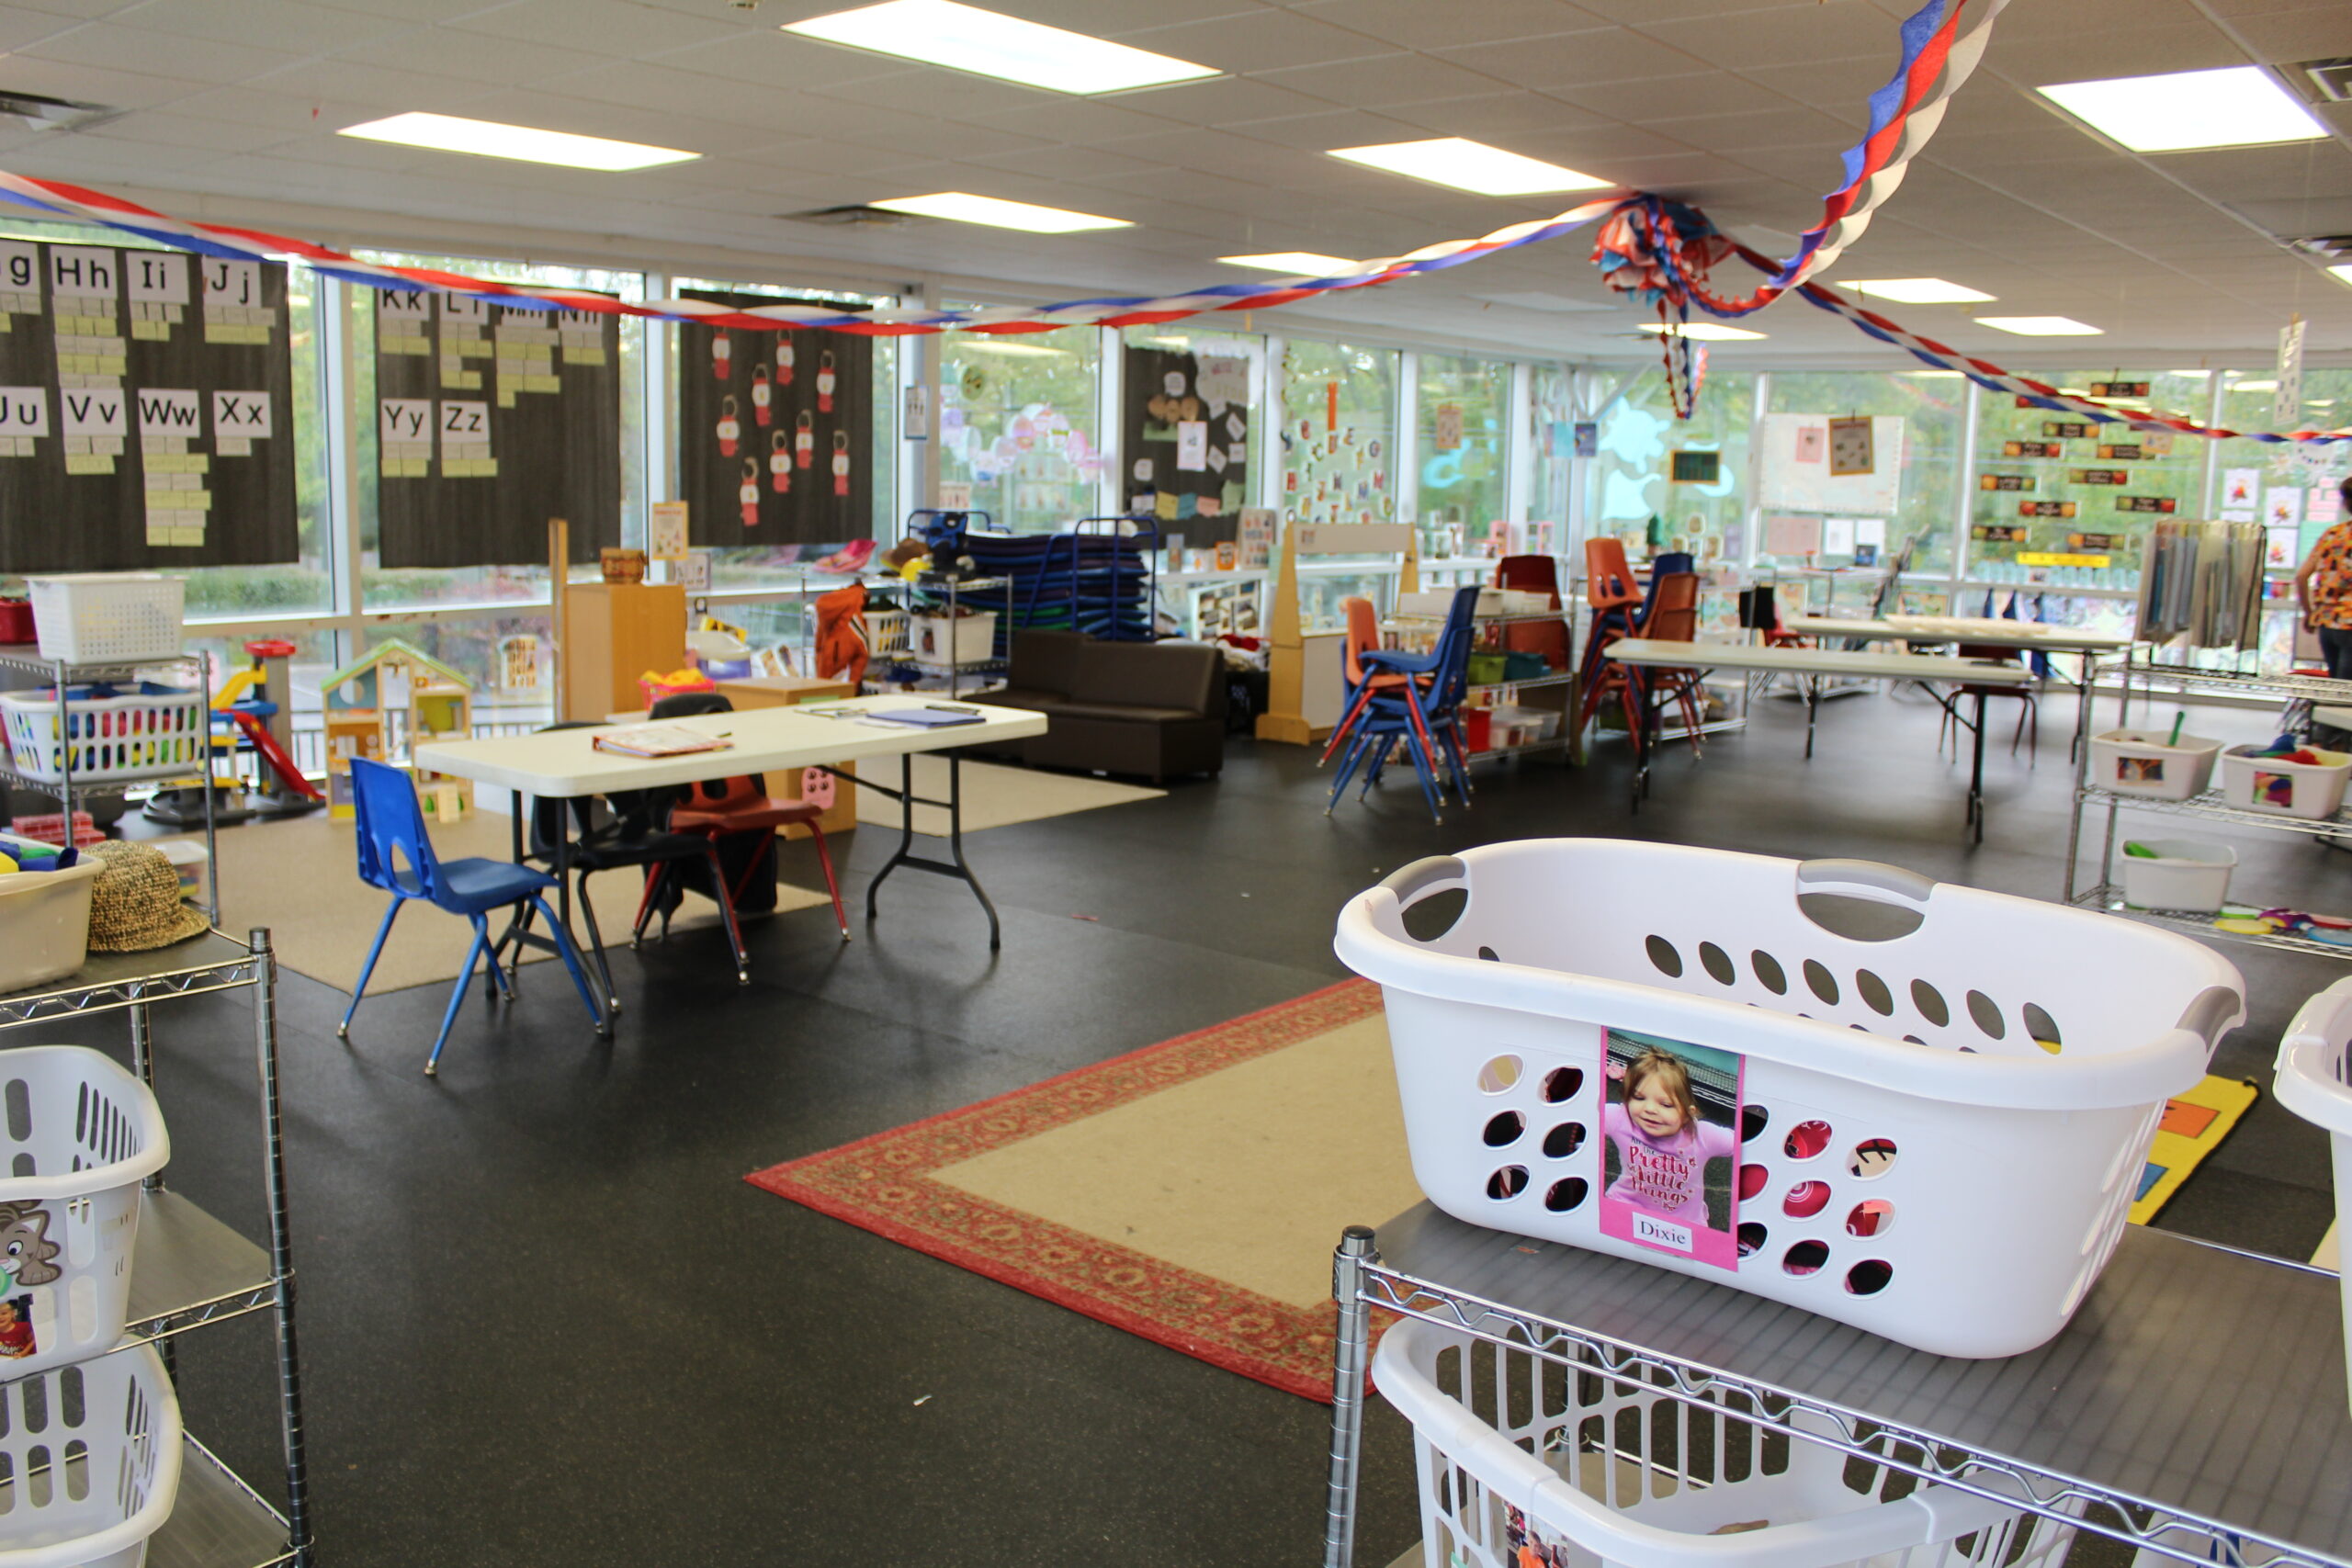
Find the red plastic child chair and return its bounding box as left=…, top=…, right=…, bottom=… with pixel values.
left=650, top=773, right=851, bottom=945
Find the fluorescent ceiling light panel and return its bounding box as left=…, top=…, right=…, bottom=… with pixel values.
left=1328, top=137, right=1611, bottom=197
left=337, top=111, right=696, bottom=170
left=2036, top=66, right=2324, bottom=152
left=1974, top=315, right=2102, bottom=336
left=1637, top=322, right=1765, bottom=342
left=2331, top=264, right=2352, bottom=288
left=1218, top=252, right=1359, bottom=275
left=783, top=0, right=1216, bottom=93
left=2231, top=378, right=2278, bottom=390
left=870, top=192, right=1128, bottom=232
left=1904, top=370, right=1965, bottom=378
left=954, top=339, right=1067, bottom=356
left=1839, top=277, right=1995, bottom=304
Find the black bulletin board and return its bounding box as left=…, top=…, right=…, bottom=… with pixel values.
left=1119, top=344, right=1249, bottom=545
left=673, top=289, right=874, bottom=547
left=0, top=242, right=298, bottom=572
left=373, top=289, right=620, bottom=568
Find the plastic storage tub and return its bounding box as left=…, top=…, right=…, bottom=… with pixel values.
left=2273, top=976, right=2352, bottom=1414
left=0, top=685, right=207, bottom=785
left=1333, top=841, right=2245, bottom=1358
left=1374, top=1317, right=2074, bottom=1568
left=0, top=849, right=103, bottom=995
left=910, top=611, right=997, bottom=668
left=2087, top=729, right=2222, bottom=800
left=2219, top=744, right=2351, bottom=819
left=0, top=1345, right=180, bottom=1568
left=0, top=1047, right=167, bottom=1375
left=2116, top=839, right=2236, bottom=914
left=24, top=577, right=184, bottom=666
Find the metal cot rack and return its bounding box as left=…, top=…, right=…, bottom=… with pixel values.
left=0, top=647, right=220, bottom=923
left=0, top=932, right=311, bottom=1567
left=2064, top=656, right=2352, bottom=963
left=1321, top=1203, right=2352, bottom=1568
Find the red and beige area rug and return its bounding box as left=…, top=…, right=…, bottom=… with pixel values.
left=747, top=978, right=2248, bottom=1401
left=746, top=978, right=1417, bottom=1401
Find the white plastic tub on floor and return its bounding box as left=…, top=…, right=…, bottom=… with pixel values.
left=1334, top=840, right=2246, bottom=1358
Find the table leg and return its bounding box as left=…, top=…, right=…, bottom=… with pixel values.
left=865, top=751, right=918, bottom=923
left=1322, top=1225, right=1376, bottom=1568
left=862, top=750, right=1006, bottom=949
left=1969, top=688, right=1988, bottom=843
left=1804, top=674, right=1819, bottom=760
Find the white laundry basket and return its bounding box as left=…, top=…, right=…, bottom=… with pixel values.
left=0, top=686, right=207, bottom=785
left=1374, top=1317, right=2075, bottom=1568
left=1334, top=841, right=2245, bottom=1358
left=23, top=578, right=183, bottom=668
left=0, top=1049, right=168, bottom=1377
left=2271, top=976, right=2352, bottom=1415
left=0, top=1345, right=181, bottom=1568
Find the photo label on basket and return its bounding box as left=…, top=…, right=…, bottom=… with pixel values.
left=1600, top=1028, right=1746, bottom=1271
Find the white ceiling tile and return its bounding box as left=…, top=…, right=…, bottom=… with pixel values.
left=451, top=0, right=754, bottom=55
left=1983, top=22, right=2243, bottom=81
left=115, top=0, right=411, bottom=53
left=78, top=107, right=300, bottom=153
left=1115, top=75, right=1340, bottom=126
left=245, top=57, right=492, bottom=114
left=1220, top=107, right=1430, bottom=150
left=0, top=56, right=209, bottom=109
left=966, top=144, right=1169, bottom=183
left=1118, top=8, right=1396, bottom=71
left=321, top=27, right=621, bottom=85
left=1289, top=0, right=1609, bottom=51
left=1436, top=29, right=1713, bottom=92
left=634, top=31, right=904, bottom=88
left=1636, top=2, right=1907, bottom=73
left=1381, top=92, right=1615, bottom=140
left=2228, top=11, right=2352, bottom=59
left=1254, top=51, right=1517, bottom=107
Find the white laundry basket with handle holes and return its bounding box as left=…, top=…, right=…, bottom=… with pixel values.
left=2270, top=976, right=2352, bottom=1416
left=0, top=1048, right=168, bottom=1379
left=1374, top=1317, right=2076, bottom=1568
left=0, top=1344, right=180, bottom=1568
left=1334, top=840, right=2245, bottom=1359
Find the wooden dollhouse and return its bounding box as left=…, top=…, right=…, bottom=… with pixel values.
left=319, top=639, right=476, bottom=822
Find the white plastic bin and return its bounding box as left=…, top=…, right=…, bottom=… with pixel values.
left=2116, top=839, right=2236, bottom=914
left=1374, top=1318, right=2075, bottom=1568
left=0, top=1047, right=168, bottom=1376
left=0, top=1345, right=180, bottom=1568
left=2086, top=729, right=2222, bottom=800
left=2219, top=744, right=2351, bottom=819
left=24, top=577, right=184, bottom=667
left=1334, top=841, right=2245, bottom=1358
left=910, top=611, right=996, bottom=667
left=0, top=686, right=207, bottom=785
left=0, top=852, right=103, bottom=995
left=2272, top=976, right=2352, bottom=1415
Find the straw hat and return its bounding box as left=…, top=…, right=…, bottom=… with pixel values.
left=85, top=843, right=209, bottom=953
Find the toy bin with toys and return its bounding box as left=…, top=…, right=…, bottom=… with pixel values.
left=1333, top=840, right=2245, bottom=1359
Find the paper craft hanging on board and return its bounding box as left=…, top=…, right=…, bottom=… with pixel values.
left=2311, top=484, right=2343, bottom=527
left=1853, top=518, right=1886, bottom=548
left=1175, top=420, right=1208, bottom=472
left=2222, top=468, right=2260, bottom=509
left=649, top=500, right=688, bottom=561
left=1432, top=403, right=1464, bottom=452
left=1822, top=517, right=1856, bottom=557
left=1763, top=513, right=1822, bottom=556
left=1826, top=416, right=1873, bottom=476
left=2267, top=487, right=2304, bottom=531
left=1793, top=425, right=1825, bottom=464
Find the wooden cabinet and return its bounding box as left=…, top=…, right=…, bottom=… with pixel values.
left=713, top=675, right=858, bottom=837
left=561, top=583, right=685, bottom=721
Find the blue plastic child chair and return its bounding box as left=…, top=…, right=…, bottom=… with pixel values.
left=341, top=755, right=605, bottom=1076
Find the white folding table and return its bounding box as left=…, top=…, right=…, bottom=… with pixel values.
left=413, top=697, right=1051, bottom=1017
left=1604, top=638, right=2030, bottom=841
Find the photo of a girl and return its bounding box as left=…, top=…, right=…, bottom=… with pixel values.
left=1599, top=1030, right=1745, bottom=1269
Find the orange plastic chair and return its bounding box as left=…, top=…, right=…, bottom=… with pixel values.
left=1497, top=554, right=1569, bottom=670
left=1320, top=596, right=1419, bottom=764
left=1577, top=572, right=1706, bottom=758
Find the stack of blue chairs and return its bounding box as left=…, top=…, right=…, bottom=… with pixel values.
left=1325, top=584, right=1482, bottom=824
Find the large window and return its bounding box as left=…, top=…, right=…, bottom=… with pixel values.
left=351, top=251, right=648, bottom=612
left=1281, top=341, right=1399, bottom=627
left=937, top=321, right=1102, bottom=534
left=2213, top=367, right=2352, bottom=671
left=1529, top=364, right=1577, bottom=542
left=1414, top=353, right=1511, bottom=547
left=1586, top=367, right=1756, bottom=567
left=1765, top=369, right=1966, bottom=575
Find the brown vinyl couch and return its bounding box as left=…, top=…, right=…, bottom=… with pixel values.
left=980, top=630, right=1226, bottom=784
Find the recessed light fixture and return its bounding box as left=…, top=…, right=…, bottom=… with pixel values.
left=2330, top=263, right=2352, bottom=288
left=337, top=111, right=697, bottom=170
left=783, top=0, right=1216, bottom=94
left=1974, top=316, right=2102, bottom=336
left=870, top=192, right=1130, bottom=232
left=952, top=339, right=1069, bottom=357
left=1904, top=370, right=1966, bottom=378
left=1218, top=252, right=1361, bottom=275
left=1839, top=277, right=1995, bottom=304
left=1328, top=137, right=1611, bottom=197
left=1637, top=321, right=1766, bottom=342
left=2037, top=66, right=2325, bottom=152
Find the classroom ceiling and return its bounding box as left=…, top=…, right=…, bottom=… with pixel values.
left=0, top=0, right=2346, bottom=367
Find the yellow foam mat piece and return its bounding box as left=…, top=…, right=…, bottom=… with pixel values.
left=2128, top=1075, right=2257, bottom=1226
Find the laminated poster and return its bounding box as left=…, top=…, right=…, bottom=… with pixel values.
left=1600, top=1030, right=1744, bottom=1270
left=1822, top=517, right=1855, bottom=557
left=2222, top=468, right=2261, bottom=510
left=2267, top=487, right=2304, bottom=531
left=1762, top=513, right=1821, bottom=556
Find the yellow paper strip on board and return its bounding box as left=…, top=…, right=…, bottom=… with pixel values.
left=2016, top=552, right=2110, bottom=569
left=63, top=454, right=112, bottom=475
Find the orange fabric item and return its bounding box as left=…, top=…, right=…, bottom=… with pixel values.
left=814, top=582, right=870, bottom=687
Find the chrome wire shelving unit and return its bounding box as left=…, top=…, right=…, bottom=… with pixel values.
left=2063, top=658, right=2352, bottom=965
left=1321, top=1205, right=2352, bottom=1568
left=0, top=931, right=311, bottom=1567
left=1386, top=606, right=1585, bottom=765
left=0, top=647, right=220, bottom=923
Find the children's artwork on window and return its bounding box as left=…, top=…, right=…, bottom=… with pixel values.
left=1599, top=1029, right=1744, bottom=1270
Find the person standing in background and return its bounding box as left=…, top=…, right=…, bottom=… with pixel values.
left=2295, top=476, right=2352, bottom=747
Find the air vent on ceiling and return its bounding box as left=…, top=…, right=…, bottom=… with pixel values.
left=2289, top=234, right=2352, bottom=260
left=0, top=91, right=118, bottom=134
left=777, top=205, right=912, bottom=230
left=2302, top=58, right=2352, bottom=102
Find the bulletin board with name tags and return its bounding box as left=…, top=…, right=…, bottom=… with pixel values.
left=373, top=288, right=620, bottom=568
left=0, top=241, right=297, bottom=572
left=673, top=288, right=874, bottom=548
left=1122, top=344, right=1249, bottom=544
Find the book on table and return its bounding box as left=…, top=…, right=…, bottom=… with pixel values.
left=857, top=706, right=986, bottom=729
left=591, top=723, right=734, bottom=758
